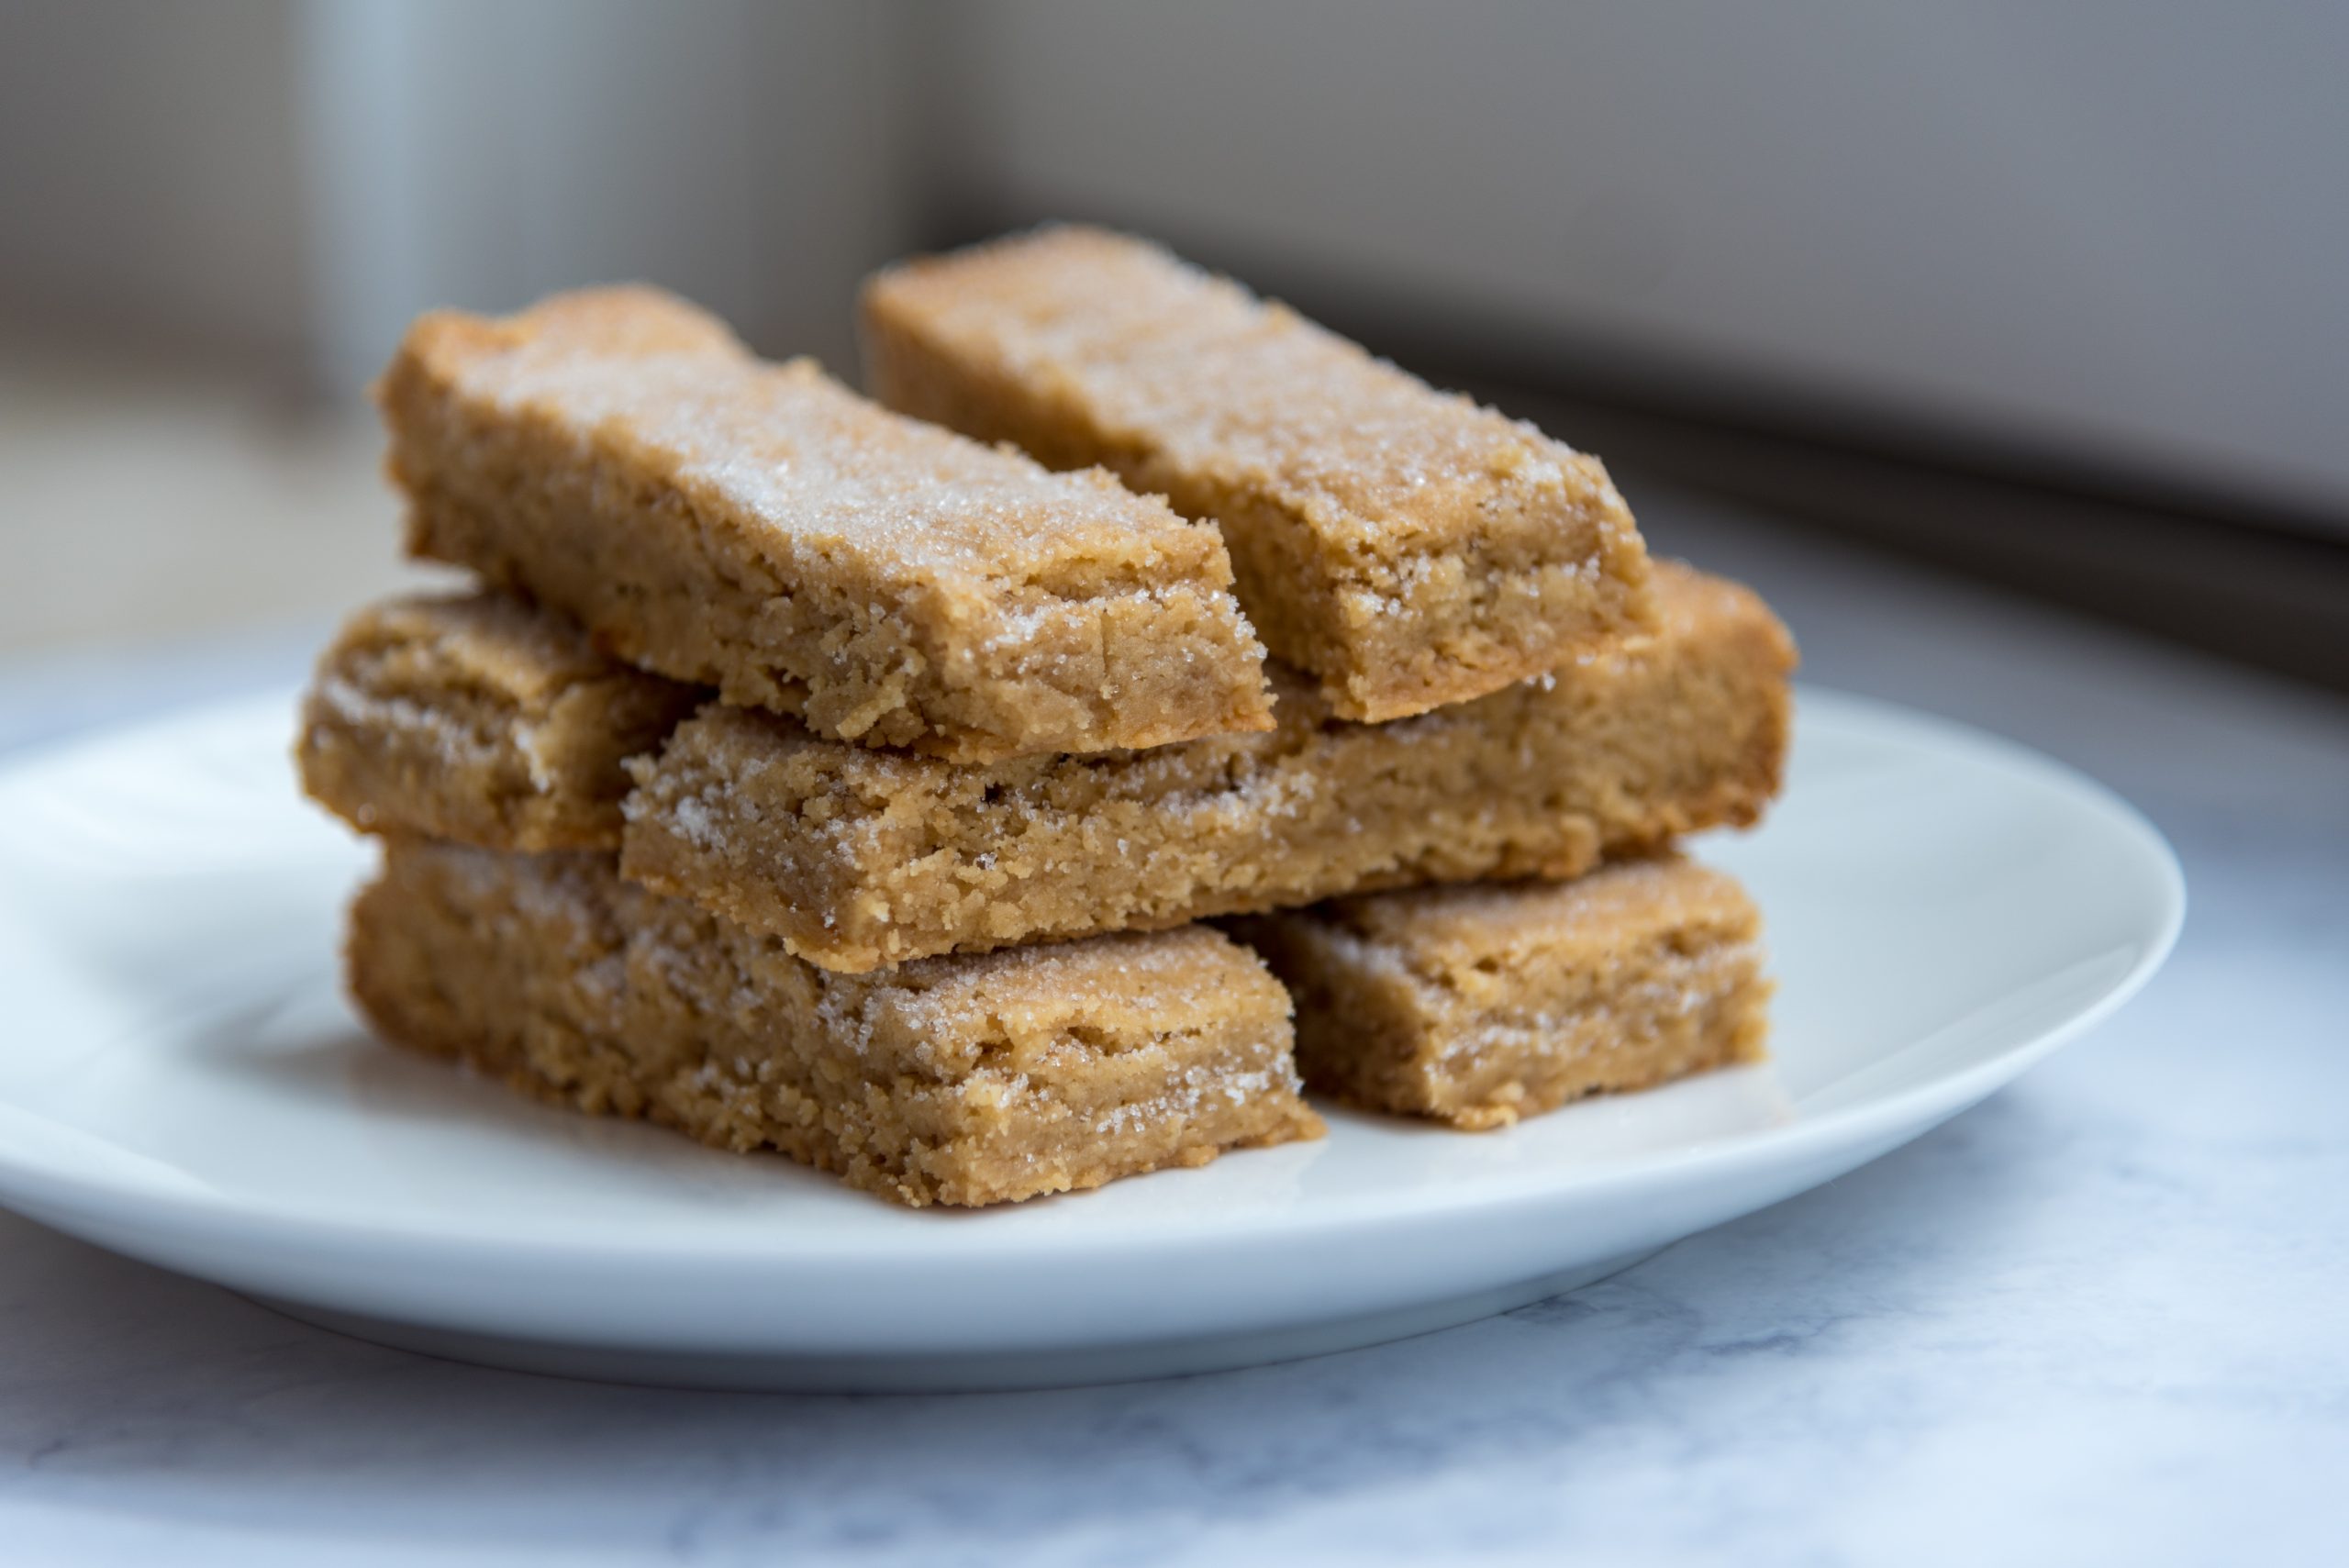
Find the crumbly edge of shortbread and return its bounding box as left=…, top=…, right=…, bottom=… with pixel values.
left=861, top=228, right=1656, bottom=720
left=621, top=562, right=1793, bottom=971
left=347, top=842, right=1323, bottom=1207
left=297, top=593, right=700, bottom=852
left=380, top=293, right=1272, bottom=762
left=1234, top=857, right=1771, bottom=1129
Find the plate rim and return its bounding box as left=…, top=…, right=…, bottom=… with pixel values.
left=0, top=683, right=2186, bottom=1266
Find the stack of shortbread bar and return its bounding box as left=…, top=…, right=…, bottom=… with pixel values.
left=298, top=227, right=1794, bottom=1207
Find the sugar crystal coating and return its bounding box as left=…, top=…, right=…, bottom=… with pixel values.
left=349, top=842, right=1323, bottom=1207
left=298, top=592, right=699, bottom=852
left=380, top=284, right=1274, bottom=762
left=621, top=563, right=1794, bottom=970
left=863, top=227, right=1657, bottom=721
left=1234, top=856, right=1773, bottom=1129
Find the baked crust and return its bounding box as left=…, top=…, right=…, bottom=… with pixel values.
left=378, top=285, right=1274, bottom=763
left=296, top=591, right=700, bottom=852
left=1234, top=857, right=1771, bottom=1129
left=348, top=841, right=1323, bottom=1208
left=622, top=562, right=1794, bottom=970
left=862, top=226, right=1655, bottom=722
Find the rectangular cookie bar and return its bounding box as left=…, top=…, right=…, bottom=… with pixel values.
left=378, top=285, right=1274, bottom=763
left=623, top=563, right=1793, bottom=971
left=348, top=841, right=1323, bottom=1208
left=862, top=226, right=1655, bottom=722
left=1233, top=858, right=1771, bottom=1129
left=297, top=591, right=700, bottom=853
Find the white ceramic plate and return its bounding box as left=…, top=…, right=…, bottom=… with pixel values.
left=0, top=687, right=2180, bottom=1391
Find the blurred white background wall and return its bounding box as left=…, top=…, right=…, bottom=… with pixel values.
left=0, top=1, right=312, bottom=372
left=1, top=0, right=2343, bottom=654
left=6, top=0, right=2343, bottom=518
left=0, top=0, right=919, bottom=384
left=296, top=0, right=921, bottom=390
left=931, top=1, right=2349, bottom=524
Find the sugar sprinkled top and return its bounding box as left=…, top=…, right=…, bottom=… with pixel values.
left=404, top=286, right=1217, bottom=586
left=1314, top=855, right=1757, bottom=974
left=867, top=227, right=1625, bottom=549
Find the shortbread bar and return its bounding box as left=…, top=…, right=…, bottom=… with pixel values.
left=379, top=285, right=1274, bottom=762
left=348, top=841, right=1323, bottom=1207
left=862, top=227, right=1654, bottom=722
left=1234, top=858, right=1771, bottom=1129
left=624, top=564, right=1793, bottom=970
left=297, top=592, right=699, bottom=852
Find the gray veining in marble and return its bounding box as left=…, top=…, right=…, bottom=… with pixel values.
left=4, top=494, right=2344, bottom=1566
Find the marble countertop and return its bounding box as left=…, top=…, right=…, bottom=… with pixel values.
left=3, top=493, right=2343, bottom=1567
